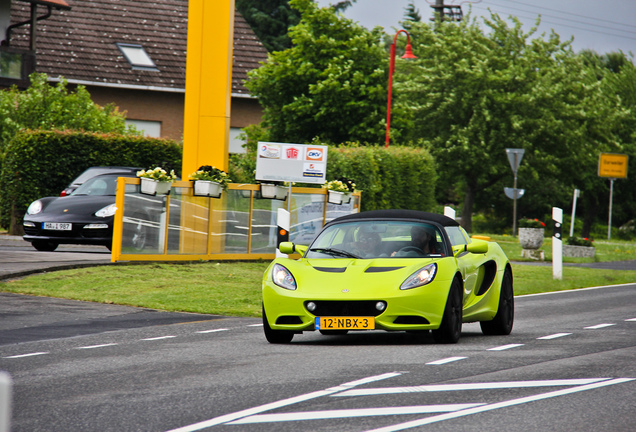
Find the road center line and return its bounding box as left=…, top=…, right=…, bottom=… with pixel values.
left=76, top=343, right=118, bottom=349
left=584, top=323, right=615, bottom=329
left=363, top=378, right=635, bottom=432
left=228, top=404, right=486, bottom=424
left=487, top=344, right=524, bottom=351
left=426, top=357, right=467, bottom=365
left=164, top=372, right=402, bottom=432
left=3, top=352, right=49, bottom=359
left=196, top=329, right=229, bottom=334
left=142, top=336, right=177, bottom=341
left=537, top=333, right=572, bottom=340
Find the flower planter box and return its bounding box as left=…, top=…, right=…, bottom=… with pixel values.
left=260, top=184, right=287, bottom=200
left=518, top=227, right=544, bottom=250
left=563, top=245, right=596, bottom=258
left=140, top=178, right=171, bottom=196
left=327, top=190, right=352, bottom=205
left=193, top=180, right=222, bottom=198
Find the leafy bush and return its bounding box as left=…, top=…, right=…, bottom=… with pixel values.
left=566, top=236, right=594, bottom=247
left=0, top=130, right=182, bottom=233
left=518, top=218, right=546, bottom=228
left=229, top=142, right=437, bottom=212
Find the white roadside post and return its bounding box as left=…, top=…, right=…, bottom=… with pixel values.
left=569, top=189, right=580, bottom=238
left=0, top=371, right=12, bottom=432
left=276, top=208, right=290, bottom=258
left=553, top=207, right=563, bottom=280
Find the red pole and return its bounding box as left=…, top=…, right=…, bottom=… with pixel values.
left=385, top=42, right=396, bottom=148
left=385, top=30, right=416, bottom=148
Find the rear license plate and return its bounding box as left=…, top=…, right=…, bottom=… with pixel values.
left=315, top=316, right=375, bottom=330
left=43, top=222, right=72, bottom=231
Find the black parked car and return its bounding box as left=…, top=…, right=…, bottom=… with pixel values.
left=23, top=173, right=140, bottom=251
left=60, top=166, right=141, bottom=196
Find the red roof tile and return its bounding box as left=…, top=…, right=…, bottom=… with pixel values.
left=9, top=0, right=267, bottom=95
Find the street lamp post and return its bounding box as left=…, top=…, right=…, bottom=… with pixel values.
left=385, top=29, right=417, bottom=148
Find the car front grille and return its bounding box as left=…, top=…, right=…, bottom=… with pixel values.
left=306, top=301, right=383, bottom=317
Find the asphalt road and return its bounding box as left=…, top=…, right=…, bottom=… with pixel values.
left=1, top=284, right=634, bottom=432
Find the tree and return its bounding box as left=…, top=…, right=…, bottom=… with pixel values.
left=398, top=14, right=626, bottom=232
left=246, top=0, right=406, bottom=145
left=0, top=73, right=133, bottom=153
left=235, top=0, right=301, bottom=52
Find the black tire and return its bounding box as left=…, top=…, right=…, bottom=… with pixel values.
left=123, top=213, right=149, bottom=250
left=32, top=241, right=58, bottom=251
left=262, top=307, right=294, bottom=344
left=432, top=278, right=462, bottom=344
left=480, top=269, right=514, bottom=335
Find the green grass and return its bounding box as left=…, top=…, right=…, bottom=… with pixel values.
left=2, top=252, right=635, bottom=317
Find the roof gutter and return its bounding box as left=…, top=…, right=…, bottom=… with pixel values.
left=47, top=76, right=256, bottom=99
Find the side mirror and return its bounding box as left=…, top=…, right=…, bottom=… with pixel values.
left=453, top=239, right=489, bottom=256
left=278, top=242, right=307, bottom=256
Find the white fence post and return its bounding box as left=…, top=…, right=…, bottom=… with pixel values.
left=552, top=207, right=563, bottom=280
left=0, top=371, right=12, bottom=432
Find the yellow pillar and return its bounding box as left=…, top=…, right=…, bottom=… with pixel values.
left=182, top=0, right=234, bottom=176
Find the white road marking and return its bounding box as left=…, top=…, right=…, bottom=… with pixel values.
left=426, top=356, right=467, bottom=365
left=247, top=324, right=263, bottom=327
left=332, top=379, right=609, bottom=397
left=228, top=404, right=486, bottom=424
left=487, top=344, right=524, bottom=351
left=164, top=372, right=402, bottom=432
left=625, top=318, right=636, bottom=322
left=196, top=329, right=229, bottom=334
left=142, top=336, right=177, bottom=341
left=3, top=352, right=49, bottom=359
left=537, top=333, right=572, bottom=340
left=76, top=343, right=118, bottom=349
left=584, top=323, right=616, bottom=329
left=363, top=378, right=635, bottom=432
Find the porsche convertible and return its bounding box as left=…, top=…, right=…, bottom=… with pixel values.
left=262, top=209, right=513, bottom=344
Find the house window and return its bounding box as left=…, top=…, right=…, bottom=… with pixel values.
left=116, top=43, right=158, bottom=71
left=229, top=127, right=247, bottom=154
left=126, top=120, right=161, bottom=138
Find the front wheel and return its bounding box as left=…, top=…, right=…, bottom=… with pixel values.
left=32, top=241, right=58, bottom=251
left=432, top=278, right=462, bottom=344
left=480, top=269, right=514, bottom=335
left=262, top=307, right=294, bottom=344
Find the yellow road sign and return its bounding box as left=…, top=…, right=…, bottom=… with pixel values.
left=598, top=153, right=628, bottom=179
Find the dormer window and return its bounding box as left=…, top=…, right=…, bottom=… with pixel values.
left=116, top=43, right=158, bottom=71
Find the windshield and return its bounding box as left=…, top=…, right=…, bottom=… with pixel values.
left=71, top=175, right=121, bottom=196
left=305, top=220, right=447, bottom=259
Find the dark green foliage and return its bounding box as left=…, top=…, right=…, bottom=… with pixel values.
left=235, top=0, right=301, bottom=52
left=229, top=143, right=436, bottom=212
left=0, top=130, right=182, bottom=231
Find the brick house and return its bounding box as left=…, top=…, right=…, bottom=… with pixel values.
left=1, top=0, right=268, bottom=153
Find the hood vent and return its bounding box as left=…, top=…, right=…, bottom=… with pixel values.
left=313, top=267, right=346, bottom=273
left=365, top=267, right=404, bottom=273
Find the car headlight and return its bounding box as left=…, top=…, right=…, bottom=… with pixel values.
left=400, top=263, right=437, bottom=290
left=95, top=204, right=118, bottom=218
left=27, top=200, right=43, bottom=215
left=272, top=263, right=297, bottom=290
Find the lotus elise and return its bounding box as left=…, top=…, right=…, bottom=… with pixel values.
left=262, top=209, right=513, bottom=344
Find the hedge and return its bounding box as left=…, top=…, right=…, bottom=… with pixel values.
left=0, top=130, right=182, bottom=233
left=229, top=143, right=437, bottom=212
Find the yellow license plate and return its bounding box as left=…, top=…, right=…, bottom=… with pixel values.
left=315, top=316, right=375, bottom=330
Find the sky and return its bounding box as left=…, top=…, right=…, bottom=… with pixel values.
left=315, top=0, right=636, bottom=55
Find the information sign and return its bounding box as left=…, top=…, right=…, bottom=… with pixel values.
left=255, top=142, right=328, bottom=184
left=598, top=153, right=628, bottom=179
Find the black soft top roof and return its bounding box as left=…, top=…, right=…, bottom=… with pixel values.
left=328, top=209, right=460, bottom=227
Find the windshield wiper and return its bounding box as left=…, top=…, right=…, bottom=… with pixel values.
left=309, top=247, right=361, bottom=259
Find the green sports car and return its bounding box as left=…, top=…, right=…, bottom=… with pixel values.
left=262, top=209, right=514, bottom=344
